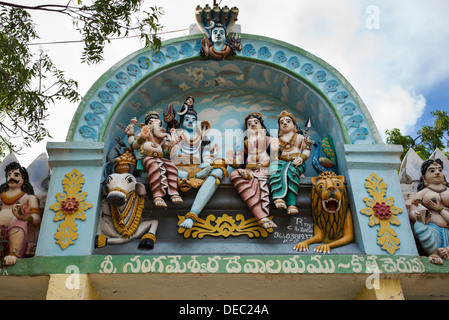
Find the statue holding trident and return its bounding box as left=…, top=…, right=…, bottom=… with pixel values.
left=169, top=98, right=228, bottom=229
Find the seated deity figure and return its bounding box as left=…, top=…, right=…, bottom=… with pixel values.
left=170, top=102, right=228, bottom=229
left=409, top=158, right=449, bottom=265
left=0, top=162, right=42, bottom=266
left=227, top=112, right=277, bottom=229
left=125, top=111, right=182, bottom=208
left=269, top=110, right=312, bottom=215
left=200, top=19, right=242, bottom=60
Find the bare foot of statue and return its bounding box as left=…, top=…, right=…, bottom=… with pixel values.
left=3, top=254, right=18, bottom=266
left=274, top=199, right=287, bottom=209
left=153, top=197, right=167, bottom=208
left=179, top=218, right=195, bottom=229
left=429, top=254, right=444, bottom=265
left=437, top=247, right=449, bottom=260
left=171, top=195, right=183, bottom=204
left=258, top=217, right=277, bottom=229
left=287, top=205, right=299, bottom=215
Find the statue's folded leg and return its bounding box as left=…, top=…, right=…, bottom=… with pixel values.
left=414, top=221, right=442, bottom=256
left=190, top=168, right=224, bottom=215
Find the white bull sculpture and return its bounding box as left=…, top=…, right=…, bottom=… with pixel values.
left=95, top=173, right=158, bottom=249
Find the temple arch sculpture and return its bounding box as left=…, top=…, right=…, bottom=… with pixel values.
left=36, top=25, right=417, bottom=257
left=5, top=4, right=440, bottom=301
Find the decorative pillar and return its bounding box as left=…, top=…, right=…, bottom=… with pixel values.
left=343, top=144, right=418, bottom=256
left=35, top=141, right=104, bottom=257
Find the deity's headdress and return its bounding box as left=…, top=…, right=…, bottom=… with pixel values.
left=205, top=19, right=227, bottom=35
left=244, top=112, right=264, bottom=126
left=277, top=110, right=297, bottom=124
left=144, top=111, right=160, bottom=125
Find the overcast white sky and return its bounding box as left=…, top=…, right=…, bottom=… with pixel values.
left=7, top=0, right=449, bottom=166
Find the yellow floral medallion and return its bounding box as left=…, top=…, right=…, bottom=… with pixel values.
left=49, top=169, right=93, bottom=250
left=361, top=173, right=402, bottom=255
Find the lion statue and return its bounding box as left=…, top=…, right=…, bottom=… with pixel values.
left=294, top=171, right=354, bottom=254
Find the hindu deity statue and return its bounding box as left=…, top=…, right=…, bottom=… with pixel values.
left=409, top=158, right=449, bottom=265
left=170, top=100, right=228, bottom=229
left=227, top=112, right=277, bottom=229
left=200, top=19, right=242, bottom=60
left=269, top=110, right=312, bottom=215
left=0, top=162, right=42, bottom=265
left=125, top=111, right=182, bottom=208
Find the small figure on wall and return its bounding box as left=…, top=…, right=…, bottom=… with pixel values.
left=227, top=112, right=277, bottom=229
left=0, top=162, right=42, bottom=265
left=409, top=158, right=449, bottom=265
left=125, top=111, right=182, bottom=208
left=269, top=110, right=312, bottom=215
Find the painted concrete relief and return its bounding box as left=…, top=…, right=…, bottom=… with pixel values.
left=1, top=4, right=423, bottom=271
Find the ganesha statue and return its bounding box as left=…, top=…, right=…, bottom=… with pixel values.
left=125, top=111, right=182, bottom=208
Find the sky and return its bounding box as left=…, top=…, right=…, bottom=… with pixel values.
left=6, top=0, right=449, bottom=166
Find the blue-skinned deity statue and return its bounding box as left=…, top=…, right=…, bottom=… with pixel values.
left=170, top=100, right=228, bottom=229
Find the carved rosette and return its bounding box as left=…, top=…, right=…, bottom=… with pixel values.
left=361, top=173, right=402, bottom=255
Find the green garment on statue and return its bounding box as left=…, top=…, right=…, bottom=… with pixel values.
left=269, top=160, right=305, bottom=206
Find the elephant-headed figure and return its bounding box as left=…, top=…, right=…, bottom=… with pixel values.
left=95, top=158, right=158, bottom=250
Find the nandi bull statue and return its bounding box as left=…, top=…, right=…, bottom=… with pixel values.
left=95, top=149, right=158, bottom=250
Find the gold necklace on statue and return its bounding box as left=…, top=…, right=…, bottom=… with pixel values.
left=279, top=132, right=297, bottom=152
left=110, top=192, right=145, bottom=238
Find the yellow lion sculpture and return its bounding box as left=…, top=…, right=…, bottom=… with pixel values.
left=294, top=171, right=354, bottom=254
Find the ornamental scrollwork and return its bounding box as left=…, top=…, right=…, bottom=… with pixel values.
left=177, top=214, right=274, bottom=239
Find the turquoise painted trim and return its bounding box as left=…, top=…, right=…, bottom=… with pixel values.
left=98, top=55, right=202, bottom=142
left=66, top=34, right=202, bottom=142
left=67, top=33, right=381, bottom=144
left=234, top=55, right=350, bottom=144
left=2, top=254, right=444, bottom=276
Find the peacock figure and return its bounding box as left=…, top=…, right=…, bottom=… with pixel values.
left=312, top=135, right=338, bottom=174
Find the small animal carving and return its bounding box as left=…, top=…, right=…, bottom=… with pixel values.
left=95, top=173, right=158, bottom=250
left=294, top=171, right=354, bottom=254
